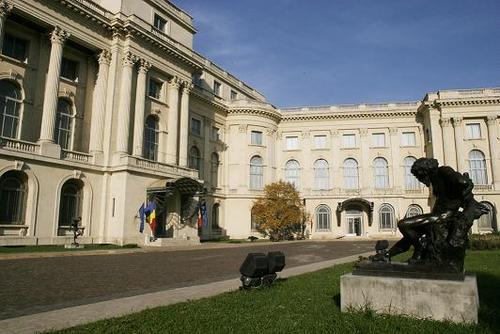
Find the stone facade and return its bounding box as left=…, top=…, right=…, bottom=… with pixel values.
left=0, top=0, right=498, bottom=246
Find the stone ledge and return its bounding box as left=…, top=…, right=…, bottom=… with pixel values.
left=340, top=273, right=479, bottom=323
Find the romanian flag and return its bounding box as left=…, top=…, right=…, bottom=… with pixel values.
left=197, top=202, right=203, bottom=229
left=145, top=202, right=157, bottom=236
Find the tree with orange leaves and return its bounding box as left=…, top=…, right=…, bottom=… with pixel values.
left=252, top=180, right=307, bottom=241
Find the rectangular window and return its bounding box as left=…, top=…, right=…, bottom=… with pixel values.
left=211, top=126, right=220, bottom=141
left=342, top=134, right=356, bottom=148
left=466, top=123, right=481, bottom=139
left=286, top=136, right=299, bottom=150
left=371, top=133, right=386, bottom=147
left=213, top=81, right=221, bottom=96
left=251, top=130, right=262, bottom=145
left=153, top=14, right=167, bottom=32
left=2, top=34, right=28, bottom=62
left=191, top=118, right=201, bottom=136
left=148, top=79, right=162, bottom=99
left=401, top=132, right=416, bottom=146
left=314, top=135, right=327, bottom=149
left=60, top=57, right=78, bottom=81
left=230, top=90, right=238, bottom=100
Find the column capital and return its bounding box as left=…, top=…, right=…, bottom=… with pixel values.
left=122, top=51, right=137, bottom=67
left=181, top=81, right=194, bottom=94
left=0, top=0, right=12, bottom=18
left=138, top=58, right=152, bottom=74
left=50, top=26, right=70, bottom=45
left=359, top=128, right=368, bottom=137
left=97, top=50, right=112, bottom=66
left=168, top=76, right=181, bottom=89
left=487, top=115, right=498, bottom=125
left=389, top=127, right=399, bottom=135
left=440, top=117, right=452, bottom=127
left=452, top=117, right=463, bottom=127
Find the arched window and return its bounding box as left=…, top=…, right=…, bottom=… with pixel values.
left=0, top=80, right=22, bottom=138
left=343, top=158, right=358, bottom=189
left=250, top=205, right=259, bottom=231
left=250, top=155, right=263, bottom=190
left=314, top=159, right=329, bottom=190
left=403, top=156, right=419, bottom=190
left=58, top=179, right=83, bottom=231
left=315, top=205, right=331, bottom=231
left=469, top=150, right=488, bottom=185
left=55, top=98, right=74, bottom=149
left=212, top=203, right=220, bottom=228
left=477, top=202, right=495, bottom=232
left=405, top=204, right=423, bottom=218
left=285, top=159, right=300, bottom=189
left=0, top=171, right=27, bottom=224
left=143, top=115, right=159, bottom=161
left=379, top=204, right=395, bottom=230
left=374, top=157, right=389, bottom=189
left=189, top=146, right=202, bottom=174
left=211, top=153, right=219, bottom=187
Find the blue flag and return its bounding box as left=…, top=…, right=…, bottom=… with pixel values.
left=201, top=202, right=208, bottom=227
left=139, top=203, right=145, bottom=233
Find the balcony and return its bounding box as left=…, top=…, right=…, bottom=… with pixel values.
left=133, top=156, right=198, bottom=178
left=0, top=137, right=39, bottom=154
left=61, top=149, right=93, bottom=163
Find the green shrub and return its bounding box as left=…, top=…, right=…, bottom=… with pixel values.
left=469, top=233, right=500, bottom=250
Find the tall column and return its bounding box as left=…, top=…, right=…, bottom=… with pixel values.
left=89, top=50, right=111, bottom=154
left=132, top=59, right=151, bottom=156
left=0, top=1, right=12, bottom=52
left=39, top=26, right=70, bottom=143
left=178, top=82, right=193, bottom=167
left=166, top=76, right=180, bottom=164
left=359, top=128, right=370, bottom=192
left=440, top=118, right=457, bottom=169
left=115, top=51, right=136, bottom=154
left=486, top=116, right=500, bottom=188
left=452, top=117, right=466, bottom=173
left=389, top=127, right=400, bottom=191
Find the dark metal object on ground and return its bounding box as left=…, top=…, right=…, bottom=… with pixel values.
left=70, top=217, right=83, bottom=246
left=356, top=158, right=489, bottom=280
left=239, top=251, right=285, bottom=289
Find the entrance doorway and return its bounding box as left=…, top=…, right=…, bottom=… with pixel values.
left=346, top=211, right=363, bottom=236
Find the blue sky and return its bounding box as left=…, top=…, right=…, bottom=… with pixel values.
left=174, top=0, right=500, bottom=108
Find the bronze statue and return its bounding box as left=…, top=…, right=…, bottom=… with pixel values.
left=358, top=158, right=489, bottom=279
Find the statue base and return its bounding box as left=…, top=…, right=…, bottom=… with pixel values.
left=340, top=273, right=479, bottom=323
left=64, top=243, right=84, bottom=249
left=354, top=260, right=465, bottom=281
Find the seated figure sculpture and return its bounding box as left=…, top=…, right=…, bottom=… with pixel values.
left=361, top=158, right=489, bottom=278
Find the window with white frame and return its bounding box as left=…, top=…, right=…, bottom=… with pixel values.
left=0, top=80, right=22, bottom=139
left=190, top=118, right=201, bottom=136
left=143, top=115, right=159, bottom=161
left=315, top=205, right=331, bottom=231
left=342, top=134, right=356, bottom=148
left=371, top=133, right=386, bottom=147
left=213, top=81, right=221, bottom=96
left=314, top=159, right=329, bottom=190
left=55, top=98, right=74, bottom=150
left=58, top=179, right=83, bottom=230
left=2, top=34, right=28, bottom=62
left=466, top=123, right=481, bottom=139
left=403, top=156, right=419, bottom=190
left=373, top=157, right=389, bottom=189
left=153, top=14, right=167, bottom=32
left=405, top=205, right=423, bottom=218
left=285, top=160, right=300, bottom=189
left=379, top=204, right=395, bottom=229
left=469, top=150, right=488, bottom=185
left=230, top=90, right=237, bottom=100
left=250, top=156, right=263, bottom=190
left=286, top=136, right=299, bottom=150
left=251, top=130, right=262, bottom=145
left=343, top=158, right=359, bottom=189
left=402, top=132, right=416, bottom=146
left=314, top=135, right=327, bottom=149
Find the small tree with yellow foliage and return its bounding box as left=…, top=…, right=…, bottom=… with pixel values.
left=252, top=180, right=307, bottom=241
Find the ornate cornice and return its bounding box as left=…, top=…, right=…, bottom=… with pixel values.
left=228, top=107, right=282, bottom=123
left=281, top=110, right=417, bottom=122
left=435, top=98, right=500, bottom=107
left=0, top=0, right=12, bottom=18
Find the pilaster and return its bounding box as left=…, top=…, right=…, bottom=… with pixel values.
left=166, top=76, right=180, bottom=164
left=132, top=58, right=151, bottom=157
left=452, top=117, right=466, bottom=173
left=179, top=81, right=193, bottom=167
left=440, top=117, right=457, bottom=169
left=115, top=51, right=136, bottom=155
left=0, top=0, right=12, bottom=51
left=486, top=115, right=500, bottom=188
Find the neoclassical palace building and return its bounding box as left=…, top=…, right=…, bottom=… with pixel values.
left=0, top=0, right=498, bottom=246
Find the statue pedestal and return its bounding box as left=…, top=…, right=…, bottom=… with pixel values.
left=340, top=273, right=479, bottom=323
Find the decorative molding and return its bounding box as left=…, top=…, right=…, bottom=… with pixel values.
left=228, top=107, right=282, bottom=123
left=330, top=129, right=339, bottom=137
left=168, top=76, right=181, bottom=89
left=59, top=88, right=75, bottom=99
left=389, top=127, right=399, bottom=135
left=0, top=0, right=13, bottom=18
left=182, top=81, right=194, bottom=94
left=13, top=160, right=24, bottom=171
left=301, top=131, right=310, bottom=139
left=439, top=118, right=452, bottom=127
left=137, top=59, right=151, bottom=73
left=359, top=128, right=368, bottom=136
left=122, top=51, right=137, bottom=67
left=452, top=117, right=463, bottom=127
left=282, top=110, right=417, bottom=122
left=266, top=129, right=276, bottom=136
left=73, top=170, right=82, bottom=179
left=436, top=99, right=500, bottom=107
left=238, top=124, right=247, bottom=133
left=486, top=115, right=498, bottom=126
left=50, top=26, right=70, bottom=45
left=97, top=50, right=111, bottom=65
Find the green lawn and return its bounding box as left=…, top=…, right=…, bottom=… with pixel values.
left=0, top=243, right=138, bottom=254
left=47, top=250, right=500, bottom=334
